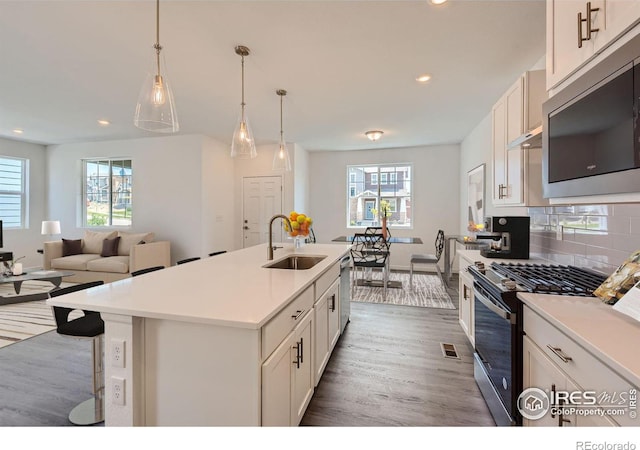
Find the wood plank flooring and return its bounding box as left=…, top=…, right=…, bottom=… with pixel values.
left=301, top=280, right=495, bottom=426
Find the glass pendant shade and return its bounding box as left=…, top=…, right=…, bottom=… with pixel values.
left=231, top=110, right=257, bottom=158
left=273, top=141, right=291, bottom=171
left=272, top=89, right=292, bottom=171
left=134, top=56, right=179, bottom=133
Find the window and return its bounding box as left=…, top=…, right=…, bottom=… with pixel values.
left=0, top=157, right=28, bottom=228
left=347, top=164, right=412, bottom=228
left=83, top=159, right=132, bottom=227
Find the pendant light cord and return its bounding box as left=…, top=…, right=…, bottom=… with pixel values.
left=280, top=94, right=284, bottom=141
left=154, top=0, right=162, bottom=77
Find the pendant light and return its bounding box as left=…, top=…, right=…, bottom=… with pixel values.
left=134, top=0, right=179, bottom=133
left=273, top=89, right=292, bottom=172
left=231, top=45, right=257, bottom=159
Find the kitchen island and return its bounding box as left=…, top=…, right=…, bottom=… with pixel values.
left=47, top=242, right=351, bottom=426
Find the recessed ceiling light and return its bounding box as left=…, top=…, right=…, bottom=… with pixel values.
left=416, top=74, right=432, bottom=83
left=97, top=119, right=111, bottom=126
left=12, top=129, right=24, bottom=134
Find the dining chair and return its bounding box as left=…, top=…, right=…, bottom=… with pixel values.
left=349, top=233, right=390, bottom=301
left=409, top=229, right=445, bottom=289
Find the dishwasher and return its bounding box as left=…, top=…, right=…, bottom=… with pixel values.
left=339, top=255, right=351, bottom=333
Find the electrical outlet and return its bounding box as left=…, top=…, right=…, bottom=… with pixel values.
left=111, top=338, right=125, bottom=368
left=111, top=377, right=125, bottom=406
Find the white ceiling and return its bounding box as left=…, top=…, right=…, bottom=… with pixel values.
left=0, top=0, right=546, bottom=151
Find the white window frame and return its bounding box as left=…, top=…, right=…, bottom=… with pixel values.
left=0, top=156, right=28, bottom=229
left=380, top=173, right=388, bottom=185
left=346, top=164, right=412, bottom=229
left=83, top=158, right=133, bottom=228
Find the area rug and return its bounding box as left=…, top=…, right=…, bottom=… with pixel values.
left=0, top=281, right=75, bottom=349
left=351, top=271, right=455, bottom=309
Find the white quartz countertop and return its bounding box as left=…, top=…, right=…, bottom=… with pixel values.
left=519, top=292, right=640, bottom=388
left=46, top=243, right=351, bottom=330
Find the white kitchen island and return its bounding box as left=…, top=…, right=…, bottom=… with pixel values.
left=47, top=243, right=351, bottom=426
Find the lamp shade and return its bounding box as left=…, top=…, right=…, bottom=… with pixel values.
left=41, top=220, right=61, bottom=235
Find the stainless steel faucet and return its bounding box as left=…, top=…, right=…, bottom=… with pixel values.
left=268, top=214, right=292, bottom=260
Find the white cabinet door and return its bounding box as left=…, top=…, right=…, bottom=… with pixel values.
left=327, top=280, right=341, bottom=352
left=458, top=268, right=474, bottom=346
left=492, top=97, right=507, bottom=205
left=313, top=295, right=329, bottom=386
left=595, top=0, right=640, bottom=53
left=262, top=331, right=294, bottom=426
left=547, top=0, right=604, bottom=89
left=522, top=336, right=572, bottom=426
left=291, top=310, right=314, bottom=425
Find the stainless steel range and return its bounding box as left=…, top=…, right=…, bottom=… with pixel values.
left=467, top=261, right=607, bottom=426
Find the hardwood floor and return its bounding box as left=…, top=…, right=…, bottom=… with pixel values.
left=0, top=274, right=494, bottom=427
left=301, top=277, right=495, bottom=426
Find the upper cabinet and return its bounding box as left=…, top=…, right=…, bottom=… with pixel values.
left=547, top=0, right=640, bottom=90
left=492, top=70, right=548, bottom=207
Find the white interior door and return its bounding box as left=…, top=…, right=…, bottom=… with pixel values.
left=243, top=176, right=283, bottom=248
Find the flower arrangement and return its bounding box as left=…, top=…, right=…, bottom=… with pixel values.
left=372, top=200, right=392, bottom=221
left=284, top=211, right=313, bottom=237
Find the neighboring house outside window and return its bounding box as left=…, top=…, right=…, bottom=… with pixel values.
left=346, top=164, right=412, bottom=228
left=83, top=159, right=132, bottom=227
left=0, top=156, right=28, bottom=229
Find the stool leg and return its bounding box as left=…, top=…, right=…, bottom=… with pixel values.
left=68, top=335, right=105, bottom=425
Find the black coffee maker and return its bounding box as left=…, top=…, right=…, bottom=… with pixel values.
left=478, top=216, right=530, bottom=259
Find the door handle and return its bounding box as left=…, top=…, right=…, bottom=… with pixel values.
left=330, top=294, right=336, bottom=312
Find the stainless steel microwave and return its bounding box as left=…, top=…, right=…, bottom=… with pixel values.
left=542, top=34, right=640, bottom=199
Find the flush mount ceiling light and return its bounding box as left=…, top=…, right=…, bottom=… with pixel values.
left=430, top=0, right=448, bottom=5
left=273, top=89, right=292, bottom=172
left=365, top=130, right=384, bottom=142
left=230, top=45, right=257, bottom=159
left=97, top=119, right=110, bottom=126
left=416, top=73, right=432, bottom=83
left=134, top=0, right=179, bottom=133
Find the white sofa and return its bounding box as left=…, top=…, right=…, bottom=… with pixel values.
left=43, top=230, right=171, bottom=283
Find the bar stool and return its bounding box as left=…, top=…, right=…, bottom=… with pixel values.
left=49, top=280, right=105, bottom=425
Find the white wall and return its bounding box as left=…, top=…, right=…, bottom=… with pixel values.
left=47, top=134, right=233, bottom=264
left=308, top=144, right=460, bottom=270
left=0, top=138, right=47, bottom=269
left=293, top=143, right=309, bottom=214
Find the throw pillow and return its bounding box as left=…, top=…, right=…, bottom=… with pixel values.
left=100, top=236, right=121, bottom=257
left=117, top=231, right=155, bottom=256
left=83, top=230, right=117, bottom=254
left=62, top=238, right=83, bottom=257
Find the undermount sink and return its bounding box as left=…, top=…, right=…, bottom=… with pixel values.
left=263, top=255, right=327, bottom=270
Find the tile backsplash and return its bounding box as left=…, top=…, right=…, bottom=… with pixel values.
left=528, top=202, right=640, bottom=274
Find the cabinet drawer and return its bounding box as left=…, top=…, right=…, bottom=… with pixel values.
left=315, top=261, right=339, bottom=301
left=524, top=306, right=636, bottom=426
left=262, top=285, right=314, bottom=361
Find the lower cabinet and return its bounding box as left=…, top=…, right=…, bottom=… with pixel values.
left=262, top=309, right=314, bottom=426
left=522, top=306, right=628, bottom=427
left=314, top=278, right=340, bottom=385
left=458, top=253, right=475, bottom=345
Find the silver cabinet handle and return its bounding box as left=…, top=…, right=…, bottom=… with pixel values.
left=547, top=345, right=573, bottom=363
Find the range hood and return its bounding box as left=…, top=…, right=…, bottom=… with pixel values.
left=507, top=124, right=542, bottom=150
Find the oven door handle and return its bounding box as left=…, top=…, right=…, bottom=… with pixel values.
left=475, top=288, right=512, bottom=321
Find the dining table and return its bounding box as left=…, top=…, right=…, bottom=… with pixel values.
left=332, top=235, right=423, bottom=289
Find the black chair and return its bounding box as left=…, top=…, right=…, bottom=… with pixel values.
left=410, top=229, right=445, bottom=289
left=131, top=265, right=165, bottom=277
left=177, top=257, right=200, bottom=265
left=350, top=233, right=390, bottom=301
left=49, top=280, right=105, bottom=425
left=209, top=251, right=227, bottom=257
left=364, top=226, right=391, bottom=239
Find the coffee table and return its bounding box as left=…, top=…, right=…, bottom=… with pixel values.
left=0, top=270, right=74, bottom=295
